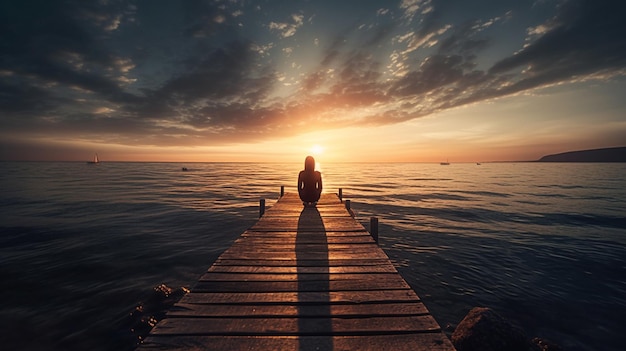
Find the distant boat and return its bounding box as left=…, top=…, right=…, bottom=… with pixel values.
left=87, top=154, right=99, bottom=164
left=476, top=162, right=481, bottom=165
left=440, top=159, right=450, bottom=165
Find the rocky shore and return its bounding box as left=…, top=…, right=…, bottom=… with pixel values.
left=451, top=307, right=564, bottom=351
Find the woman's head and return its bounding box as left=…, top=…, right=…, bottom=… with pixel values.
left=304, top=155, right=315, bottom=172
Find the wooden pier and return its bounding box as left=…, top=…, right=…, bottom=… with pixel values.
left=138, top=192, right=455, bottom=350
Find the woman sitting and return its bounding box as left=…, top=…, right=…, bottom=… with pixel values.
left=298, top=156, right=322, bottom=206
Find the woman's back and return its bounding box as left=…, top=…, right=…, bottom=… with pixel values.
left=298, top=156, right=322, bottom=204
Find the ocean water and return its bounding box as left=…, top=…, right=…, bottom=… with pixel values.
left=1, top=161, right=625, bottom=351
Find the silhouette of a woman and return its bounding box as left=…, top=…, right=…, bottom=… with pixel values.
left=298, top=156, right=322, bottom=205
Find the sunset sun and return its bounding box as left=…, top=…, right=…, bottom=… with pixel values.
left=310, top=144, right=324, bottom=156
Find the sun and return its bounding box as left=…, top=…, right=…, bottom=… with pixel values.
left=310, top=144, right=325, bottom=156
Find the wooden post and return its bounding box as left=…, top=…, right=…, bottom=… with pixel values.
left=280, top=186, right=284, bottom=197
left=338, top=188, right=343, bottom=202
left=370, top=217, right=379, bottom=243
left=345, top=199, right=351, bottom=211
left=259, top=198, right=265, bottom=218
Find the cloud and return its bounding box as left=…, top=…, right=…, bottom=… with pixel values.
left=158, top=41, right=265, bottom=102
left=268, top=13, right=304, bottom=38
left=437, top=18, right=494, bottom=55
left=384, top=0, right=626, bottom=120
left=1, top=0, right=625, bottom=153
left=0, top=1, right=138, bottom=108
left=0, top=77, right=54, bottom=114
left=490, top=0, right=626, bottom=83
left=181, top=0, right=234, bottom=38
left=400, top=0, right=434, bottom=21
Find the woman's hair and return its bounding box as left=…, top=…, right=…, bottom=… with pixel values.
left=304, top=155, right=315, bottom=172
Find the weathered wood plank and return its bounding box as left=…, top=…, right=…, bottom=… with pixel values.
left=191, top=280, right=411, bottom=293
left=240, top=230, right=372, bottom=238
left=166, top=302, right=430, bottom=318
left=141, top=334, right=455, bottom=351
left=198, top=272, right=403, bottom=282
left=148, top=315, right=441, bottom=335
left=235, top=235, right=374, bottom=243
left=207, top=265, right=398, bottom=274
left=221, top=244, right=383, bottom=253
left=217, top=250, right=388, bottom=259
left=226, top=243, right=380, bottom=251
left=217, top=251, right=390, bottom=260
left=179, top=290, right=421, bottom=304
left=212, top=258, right=394, bottom=267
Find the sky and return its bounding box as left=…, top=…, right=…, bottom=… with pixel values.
left=1, top=0, right=625, bottom=162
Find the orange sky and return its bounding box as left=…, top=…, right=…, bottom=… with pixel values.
left=1, top=1, right=625, bottom=162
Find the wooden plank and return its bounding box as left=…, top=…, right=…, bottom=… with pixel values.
left=235, top=235, right=375, bottom=243
left=213, top=258, right=394, bottom=267
left=241, top=231, right=370, bottom=239
left=198, top=272, right=403, bottom=282
left=217, top=251, right=390, bottom=260
left=216, top=252, right=385, bottom=259
left=140, top=334, right=455, bottom=351
left=251, top=220, right=364, bottom=227
left=207, top=265, right=398, bottom=274
left=227, top=243, right=379, bottom=250
left=179, top=290, right=421, bottom=304
left=221, top=244, right=384, bottom=253
left=148, top=315, right=441, bottom=335
left=166, top=302, right=430, bottom=318
left=191, top=280, right=411, bottom=293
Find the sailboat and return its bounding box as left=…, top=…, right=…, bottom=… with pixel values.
left=440, top=159, right=450, bottom=165
left=87, top=153, right=99, bottom=164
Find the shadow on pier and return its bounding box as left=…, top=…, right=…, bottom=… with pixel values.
left=296, top=205, right=333, bottom=350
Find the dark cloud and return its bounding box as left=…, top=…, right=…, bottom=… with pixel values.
left=490, top=0, right=626, bottom=81
left=391, top=55, right=466, bottom=97
left=159, top=41, right=269, bottom=103
left=437, top=20, right=491, bottom=56
left=379, top=0, right=626, bottom=121
left=0, top=79, right=53, bottom=114
left=0, top=1, right=137, bottom=112
left=1, top=0, right=624, bottom=154
left=126, top=39, right=283, bottom=138
left=181, top=0, right=226, bottom=38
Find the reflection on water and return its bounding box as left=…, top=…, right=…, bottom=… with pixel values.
left=0, top=162, right=625, bottom=351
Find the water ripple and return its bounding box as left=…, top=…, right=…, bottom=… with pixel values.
left=0, top=162, right=625, bottom=351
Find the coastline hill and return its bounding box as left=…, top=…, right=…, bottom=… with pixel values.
left=537, top=146, right=626, bottom=162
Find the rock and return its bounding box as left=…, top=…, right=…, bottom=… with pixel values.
left=532, top=337, right=564, bottom=351
left=451, top=307, right=534, bottom=351
left=120, top=284, right=190, bottom=348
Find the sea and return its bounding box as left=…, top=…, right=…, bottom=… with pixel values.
left=1, top=161, right=625, bottom=351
